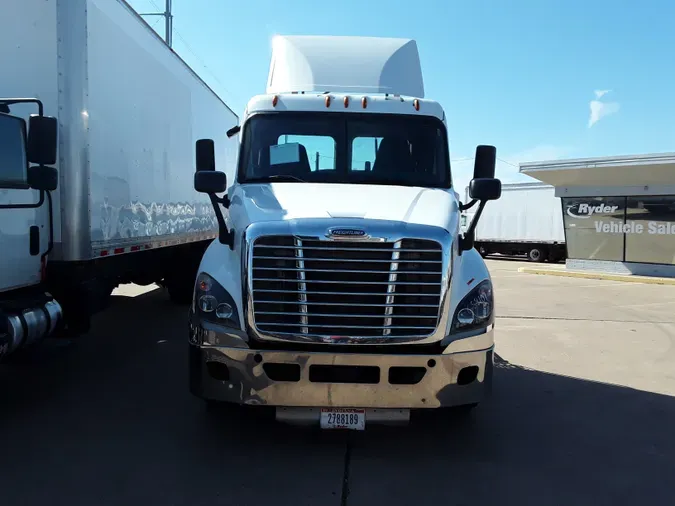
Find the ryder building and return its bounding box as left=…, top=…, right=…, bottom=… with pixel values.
left=520, top=153, right=675, bottom=277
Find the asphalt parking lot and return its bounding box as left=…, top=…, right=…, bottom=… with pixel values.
left=1, top=259, right=674, bottom=506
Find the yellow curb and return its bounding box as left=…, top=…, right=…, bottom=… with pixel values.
left=517, top=267, right=675, bottom=285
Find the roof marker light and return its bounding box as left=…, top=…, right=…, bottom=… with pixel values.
left=413, top=99, right=420, bottom=111
left=272, top=95, right=279, bottom=107
left=344, top=96, right=350, bottom=107
left=362, top=97, right=368, bottom=109
left=325, top=95, right=331, bottom=107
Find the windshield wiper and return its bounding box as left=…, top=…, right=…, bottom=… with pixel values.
left=245, top=175, right=306, bottom=183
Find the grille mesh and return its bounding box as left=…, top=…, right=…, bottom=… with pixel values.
left=251, top=236, right=443, bottom=339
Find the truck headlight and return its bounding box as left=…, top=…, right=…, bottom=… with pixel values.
left=193, top=272, right=240, bottom=329
left=450, top=279, right=493, bottom=333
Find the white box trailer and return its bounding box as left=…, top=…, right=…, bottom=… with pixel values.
left=463, top=182, right=565, bottom=262
left=0, top=0, right=238, bottom=356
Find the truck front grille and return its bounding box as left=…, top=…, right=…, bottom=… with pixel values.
left=251, top=236, right=443, bottom=339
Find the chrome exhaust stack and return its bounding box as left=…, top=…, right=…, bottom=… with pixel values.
left=0, top=298, right=63, bottom=357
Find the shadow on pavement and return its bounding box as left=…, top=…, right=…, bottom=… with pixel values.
left=347, top=354, right=675, bottom=506
left=0, top=287, right=345, bottom=506
left=0, top=289, right=172, bottom=408
left=1, top=288, right=673, bottom=506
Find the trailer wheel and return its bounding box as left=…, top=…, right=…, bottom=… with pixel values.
left=527, top=247, right=545, bottom=262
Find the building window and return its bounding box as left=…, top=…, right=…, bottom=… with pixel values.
left=625, top=196, right=675, bottom=265
left=562, top=196, right=626, bottom=261
left=562, top=195, right=675, bottom=265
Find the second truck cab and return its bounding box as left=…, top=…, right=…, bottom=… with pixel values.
left=188, top=35, right=501, bottom=428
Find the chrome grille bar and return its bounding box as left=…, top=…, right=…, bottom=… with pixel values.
left=253, top=256, right=440, bottom=263
left=252, top=278, right=440, bottom=285
left=254, top=267, right=441, bottom=274
left=254, top=245, right=441, bottom=253
left=251, top=235, right=443, bottom=339
left=255, top=290, right=437, bottom=297
left=254, top=301, right=438, bottom=307
left=295, top=238, right=309, bottom=334
left=383, top=241, right=402, bottom=336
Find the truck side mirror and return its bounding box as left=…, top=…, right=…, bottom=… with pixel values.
left=473, top=145, right=496, bottom=180
left=196, top=139, right=216, bottom=171
left=28, top=165, right=58, bottom=191
left=194, top=170, right=227, bottom=194
left=459, top=144, right=501, bottom=253
left=194, top=138, right=233, bottom=247
left=469, top=178, right=501, bottom=201
left=27, top=115, right=58, bottom=166
left=226, top=125, right=241, bottom=138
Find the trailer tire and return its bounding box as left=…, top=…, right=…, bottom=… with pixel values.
left=527, top=247, right=545, bottom=263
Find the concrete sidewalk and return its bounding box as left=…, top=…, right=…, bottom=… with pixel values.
left=518, top=264, right=675, bottom=285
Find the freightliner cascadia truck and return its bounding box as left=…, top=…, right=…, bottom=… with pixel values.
left=187, top=35, right=502, bottom=428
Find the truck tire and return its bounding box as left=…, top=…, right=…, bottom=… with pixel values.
left=166, top=277, right=194, bottom=305
left=548, top=249, right=563, bottom=263
left=204, top=399, right=227, bottom=413
left=453, top=402, right=478, bottom=414
left=204, top=400, right=267, bottom=421
left=527, top=247, right=545, bottom=263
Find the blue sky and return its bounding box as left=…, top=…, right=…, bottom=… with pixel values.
left=128, top=0, right=675, bottom=191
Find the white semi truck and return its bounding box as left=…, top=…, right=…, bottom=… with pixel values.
left=0, top=0, right=238, bottom=358
left=462, top=182, right=566, bottom=262
left=187, top=35, right=502, bottom=428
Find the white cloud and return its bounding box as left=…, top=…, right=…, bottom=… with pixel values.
left=588, top=90, right=620, bottom=128
left=452, top=144, right=571, bottom=196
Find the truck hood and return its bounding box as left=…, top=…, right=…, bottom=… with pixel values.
left=228, top=183, right=459, bottom=231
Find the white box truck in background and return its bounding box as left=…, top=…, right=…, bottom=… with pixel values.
left=462, top=182, right=565, bottom=262
left=0, top=0, right=238, bottom=358
left=187, top=35, right=502, bottom=428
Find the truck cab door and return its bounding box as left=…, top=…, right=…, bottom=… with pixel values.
left=0, top=112, right=46, bottom=293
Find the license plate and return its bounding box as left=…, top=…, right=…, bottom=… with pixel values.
left=320, top=408, right=365, bottom=430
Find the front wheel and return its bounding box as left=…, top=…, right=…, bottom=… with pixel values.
left=204, top=399, right=226, bottom=413
left=164, top=274, right=194, bottom=305
left=203, top=399, right=271, bottom=421
left=453, top=402, right=479, bottom=414
left=203, top=399, right=243, bottom=416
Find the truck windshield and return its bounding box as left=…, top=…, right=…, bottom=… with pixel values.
left=238, top=113, right=451, bottom=188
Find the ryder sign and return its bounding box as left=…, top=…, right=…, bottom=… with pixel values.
left=593, top=220, right=675, bottom=235
left=566, top=200, right=675, bottom=236
left=567, top=203, right=619, bottom=219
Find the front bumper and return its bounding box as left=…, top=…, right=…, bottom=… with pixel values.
left=189, top=325, right=494, bottom=409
